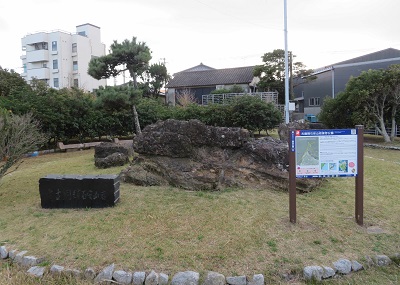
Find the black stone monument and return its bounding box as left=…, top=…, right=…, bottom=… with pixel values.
left=39, top=174, right=120, bottom=208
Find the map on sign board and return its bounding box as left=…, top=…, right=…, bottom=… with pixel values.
left=292, top=129, right=358, bottom=178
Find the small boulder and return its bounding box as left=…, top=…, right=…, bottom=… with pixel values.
left=94, top=263, right=115, bottom=284
left=21, top=256, right=45, bottom=267
left=133, top=271, right=146, bottom=285
left=171, top=271, right=200, bottom=285
left=226, top=275, right=247, bottom=285
left=351, top=260, right=364, bottom=272
left=203, top=271, right=225, bottom=285
left=27, top=266, right=46, bottom=278
left=0, top=246, right=8, bottom=259
left=248, top=274, right=264, bottom=285
left=94, top=142, right=131, bottom=158
left=95, top=152, right=129, bottom=168
left=322, top=266, right=335, bottom=279
left=303, top=266, right=323, bottom=281
left=94, top=142, right=131, bottom=169
left=374, top=255, right=392, bottom=266
left=50, top=265, right=64, bottom=275
left=8, top=249, right=18, bottom=260
left=14, top=250, right=28, bottom=265
left=145, top=270, right=159, bottom=285
left=159, top=273, right=169, bottom=285
left=64, top=268, right=82, bottom=278
left=84, top=267, right=97, bottom=280
left=333, top=259, right=352, bottom=274
left=113, top=270, right=133, bottom=284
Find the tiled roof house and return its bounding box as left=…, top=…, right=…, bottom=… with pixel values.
left=166, top=64, right=257, bottom=105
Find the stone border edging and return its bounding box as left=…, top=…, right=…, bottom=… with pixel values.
left=1, top=245, right=399, bottom=283
left=364, top=143, right=400, bottom=151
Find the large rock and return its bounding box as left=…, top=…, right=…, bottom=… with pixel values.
left=134, top=119, right=250, bottom=158
left=94, top=142, right=130, bottom=169
left=122, top=119, right=321, bottom=192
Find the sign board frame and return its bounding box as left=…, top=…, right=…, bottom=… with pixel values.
left=288, top=125, right=364, bottom=225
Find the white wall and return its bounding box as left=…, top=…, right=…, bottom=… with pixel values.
left=21, top=24, right=106, bottom=92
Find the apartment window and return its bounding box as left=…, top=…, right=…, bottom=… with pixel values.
left=53, top=78, right=59, bottom=88
left=74, top=79, right=79, bottom=88
left=78, top=31, right=86, bottom=36
left=72, top=43, right=77, bottom=53
left=53, top=59, right=58, bottom=69
left=42, top=63, right=47, bottom=68
left=73, top=61, right=78, bottom=71
left=34, top=42, right=48, bottom=50
left=309, top=97, right=320, bottom=106
left=23, top=64, right=27, bottom=73
left=52, top=41, right=57, bottom=51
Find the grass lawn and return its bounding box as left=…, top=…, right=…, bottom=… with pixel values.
left=0, top=144, right=399, bottom=284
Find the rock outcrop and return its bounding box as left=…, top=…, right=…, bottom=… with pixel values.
left=121, top=119, right=321, bottom=192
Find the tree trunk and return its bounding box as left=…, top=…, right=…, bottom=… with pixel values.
left=132, top=105, right=141, bottom=135
left=377, top=117, right=391, bottom=142
left=390, top=107, right=397, bottom=141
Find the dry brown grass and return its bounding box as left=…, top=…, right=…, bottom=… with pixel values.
left=0, top=147, right=399, bottom=284
left=176, top=89, right=197, bottom=106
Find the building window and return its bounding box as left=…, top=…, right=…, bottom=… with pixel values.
left=53, top=59, right=58, bottom=69
left=52, top=41, right=57, bottom=51
left=72, top=43, right=77, bottom=53
left=73, top=61, right=78, bottom=71
left=74, top=79, right=79, bottom=88
left=53, top=78, right=59, bottom=88
left=309, top=97, right=320, bottom=106
left=78, top=31, right=86, bottom=36
left=23, top=64, right=27, bottom=73
left=34, top=42, right=48, bottom=50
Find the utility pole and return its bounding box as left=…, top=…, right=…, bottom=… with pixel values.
left=284, top=0, right=290, bottom=123
left=289, top=51, right=294, bottom=100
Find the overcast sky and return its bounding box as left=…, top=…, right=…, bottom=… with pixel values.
left=1, top=0, right=400, bottom=82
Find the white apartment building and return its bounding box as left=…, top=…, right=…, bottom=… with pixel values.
left=21, top=23, right=106, bottom=92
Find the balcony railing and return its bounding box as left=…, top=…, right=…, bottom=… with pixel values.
left=28, top=67, right=50, bottom=80
left=202, top=92, right=279, bottom=106
left=26, top=49, right=49, bottom=62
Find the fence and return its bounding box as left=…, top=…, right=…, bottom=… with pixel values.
left=201, top=92, right=279, bottom=106
left=364, top=125, right=400, bottom=137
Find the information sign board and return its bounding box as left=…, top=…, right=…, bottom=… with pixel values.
left=291, top=129, right=358, bottom=178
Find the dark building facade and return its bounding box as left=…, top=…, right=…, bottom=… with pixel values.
left=166, top=64, right=257, bottom=105
left=293, top=48, right=400, bottom=116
